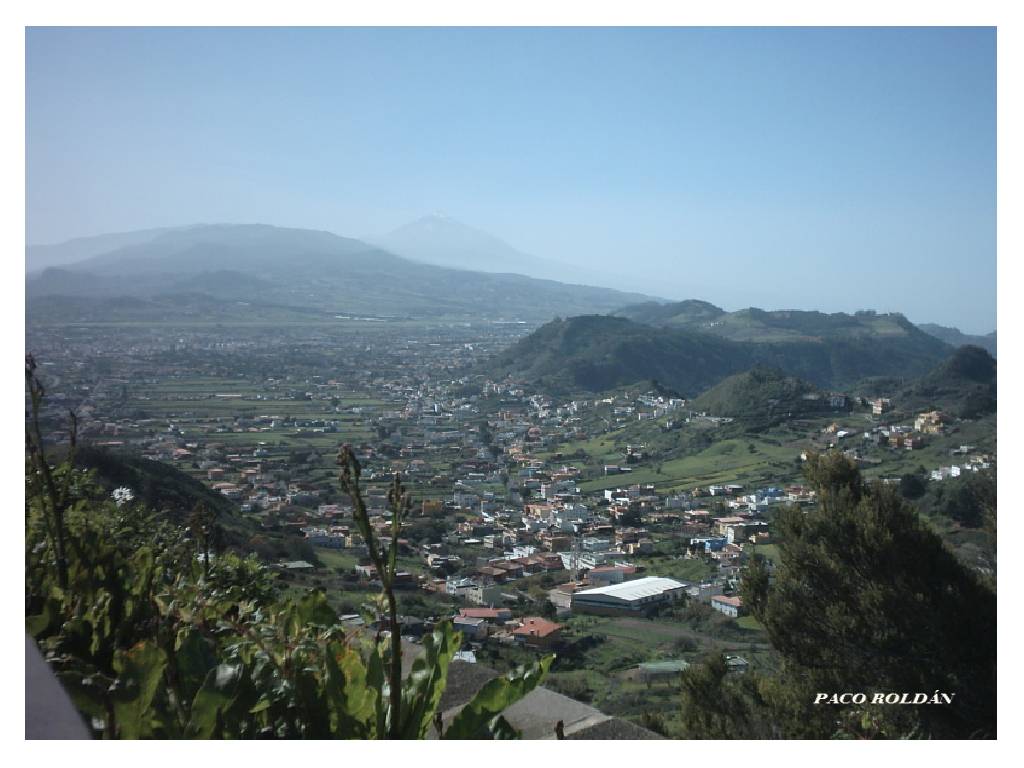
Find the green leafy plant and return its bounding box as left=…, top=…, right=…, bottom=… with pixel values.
left=26, top=366, right=552, bottom=739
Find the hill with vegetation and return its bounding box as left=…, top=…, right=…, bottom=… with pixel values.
left=611, top=299, right=726, bottom=328
left=74, top=446, right=236, bottom=521
left=690, top=367, right=821, bottom=422
left=481, top=315, right=955, bottom=396
left=481, top=315, right=747, bottom=395
left=70, top=446, right=334, bottom=565
left=898, top=345, right=996, bottom=418
left=616, top=301, right=944, bottom=344
left=72, top=446, right=255, bottom=545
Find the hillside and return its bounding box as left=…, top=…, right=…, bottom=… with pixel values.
left=617, top=301, right=950, bottom=345
left=899, top=345, right=997, bottom=418
left=25, top=223, right=656, bottom=323
left=612, top=299, right=726, bottom=328
left=74, top=446, right=239, bottom=524
left=691, top=367, right=820, bottom=421
left=481, top=314, right=955, bottom=396
left=481, top=315, right=748, bottom=395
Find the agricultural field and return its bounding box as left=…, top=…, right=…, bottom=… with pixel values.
left=576, top=434, right=801, bottom=493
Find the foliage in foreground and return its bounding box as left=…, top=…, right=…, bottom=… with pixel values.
left=26, top=467, right=550, bottom=739
left=26, top=356, right=551, bottom=739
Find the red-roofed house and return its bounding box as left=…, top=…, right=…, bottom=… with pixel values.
left=710, top=595, right=744, bottom=618
left=512, top=617, right=563, bottom=649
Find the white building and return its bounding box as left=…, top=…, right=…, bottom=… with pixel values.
left=710, top=595, right=744, bottom=618
left=571, top=576, right=687, bottom=615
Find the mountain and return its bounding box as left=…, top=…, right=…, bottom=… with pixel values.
left=370, top=214, right=567, bottom=280
left=918, top=323, right=997, bottom=358
left=899, top=345, right=997, bottom=419
left=691, top=366, right=820, bottom=421
left=480, top=314, right=955, bottom=396
left=481, top=315, right=750, bottom=395
left=26, top=226, right=185, bottom=273
left=25, top=223, right=656, bottom=323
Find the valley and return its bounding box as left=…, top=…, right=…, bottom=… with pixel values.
left=25, top=280, right=997, bottom=736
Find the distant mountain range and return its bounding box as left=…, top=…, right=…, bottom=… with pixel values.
left=916, top=323, right=997, bottom=358
left=479, top=312, right=956, bottom=396
left=25, top=226, right=185, bottom=273
left=25, top=223, right=656, bottom=323
left=368, top=214, right=568, bottom=281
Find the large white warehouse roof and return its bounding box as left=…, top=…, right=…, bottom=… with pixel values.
left=574, top=576, right=686, bottom=602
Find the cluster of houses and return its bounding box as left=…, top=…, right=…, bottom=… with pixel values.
left=931, top=451, right=993, bottom=481
left=452, top=608, right=564, bottom=649
left=811, top=407, right=995, bottom=485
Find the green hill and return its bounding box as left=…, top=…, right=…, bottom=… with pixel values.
left=899, top=345, right=996, bottom=418
left=481, top=315, right=746, bottom=395
left=612, top=299, right=726, bottom=328
left=616, top=302, right=951, bottom=348
left=691, top=366, right=821, bottom=421
left=482, top=314, right=954, bottom=396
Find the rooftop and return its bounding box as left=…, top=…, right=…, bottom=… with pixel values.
left=513, top=617, right=563, bottom=638
left=574, top=576, right=686, bottom=601
left=712, top=595, right=744, bottom=607
left=459, top=607, right=509, bottom=619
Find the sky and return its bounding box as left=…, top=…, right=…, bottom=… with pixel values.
left=25, top=27, right=996, bottom=333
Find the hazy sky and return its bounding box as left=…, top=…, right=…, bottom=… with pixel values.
left=26, top=27, right=996, bottom=333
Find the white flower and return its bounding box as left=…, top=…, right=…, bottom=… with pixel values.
left=112, top=487, right=135, bottom=507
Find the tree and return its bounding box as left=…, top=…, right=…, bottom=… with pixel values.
left=898, top=472, right=927, bottom=500
left=540, top=600, right=558, bottom=620
left=930, top=470, right=996, bottom=528
left=678, top=653, right=775, bottom=738
left=740, top=451, right=996, bottom=739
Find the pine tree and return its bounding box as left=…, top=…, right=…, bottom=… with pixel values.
left=741, top=452, right=996, bottom=738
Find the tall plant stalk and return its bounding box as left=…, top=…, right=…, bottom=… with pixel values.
left=337, top=444, right=411, bottom=739
left=25, top=354, right=77, bottom=590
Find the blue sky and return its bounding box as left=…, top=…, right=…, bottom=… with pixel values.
left=26, top=27, right=996, bottom=332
